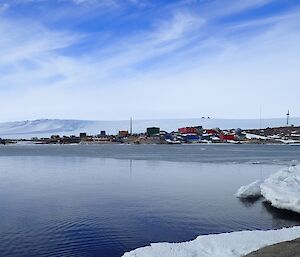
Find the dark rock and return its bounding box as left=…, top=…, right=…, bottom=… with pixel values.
left=244, top=238, right=300, bottom=257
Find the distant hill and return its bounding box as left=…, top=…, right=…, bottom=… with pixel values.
left=0, top=118, right=299, bottom=139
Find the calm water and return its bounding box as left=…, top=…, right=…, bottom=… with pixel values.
left=0, top=144, right=300, bottom=257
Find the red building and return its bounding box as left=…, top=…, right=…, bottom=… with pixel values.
left=178, top=127, right=199, bottom=134
left=220, top=134, right=236, bottom=141
left=205, top=129, right=218, bottom=135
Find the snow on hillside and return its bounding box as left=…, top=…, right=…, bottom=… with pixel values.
left=0, top=119, right=92, bottom=138
left=0, top=118, right=299, bottom=138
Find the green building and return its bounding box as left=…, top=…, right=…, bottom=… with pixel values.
left=147, top=127, right=160, bottom=137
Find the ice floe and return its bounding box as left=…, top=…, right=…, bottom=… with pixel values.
left=236, top=165, right=300, bottom=213
left=236, top=180, right=262, bottom=198
left=122, top=226, right=300, bottom=257
left=122, top=166, right=300, bottom=257
left=260, top=165, right=300, bottom=213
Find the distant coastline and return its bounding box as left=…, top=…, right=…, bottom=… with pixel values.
left=0, top=117, right=299, bottom=139
left=1, top=122, right=300, bottom=145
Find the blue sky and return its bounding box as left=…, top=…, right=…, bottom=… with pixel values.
left=0, top=0, right=300, bottom=121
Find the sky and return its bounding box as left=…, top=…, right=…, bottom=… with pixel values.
left=0, top=0, right=299, bottom=121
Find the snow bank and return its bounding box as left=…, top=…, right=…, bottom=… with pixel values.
left=236, top=180, right=262, bottom=198
left=245, top=133, right=267, bottom=140
left=122, top=226, right=300, bottom=257
left=260, top=165, right=300, bottom=213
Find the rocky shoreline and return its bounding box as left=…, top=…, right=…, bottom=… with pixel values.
left=245, top=238, right=300, bottom=257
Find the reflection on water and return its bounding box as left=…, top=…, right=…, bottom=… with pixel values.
left=237, top=197, right=300, bottom=228
left=262, top=201, right=300, bottom=228
left=1, top=144, right=300, bottom=165
left=0, top=145, right=299, bottom=257
left=238, top=197, right=262, bottom=208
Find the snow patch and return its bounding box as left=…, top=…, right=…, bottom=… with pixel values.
left=122, top=226, right=300, bottom=257
left=245, top=133, right=267, bottom=140
left=236, top=180, right=262, bottom=198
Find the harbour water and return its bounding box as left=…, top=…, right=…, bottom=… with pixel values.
left=0, top=144, right=300, bottom=257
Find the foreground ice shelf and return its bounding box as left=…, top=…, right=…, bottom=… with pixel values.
left=122, top=226, right=300, bottom=257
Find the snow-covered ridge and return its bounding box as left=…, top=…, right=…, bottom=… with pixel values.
left=122, top=226, right=300, bottom=257
left=236, top=165, right=300, bottom=213
left=1, top=118, right=300, bottom=138
left=0, top=119, right=90, bottom=135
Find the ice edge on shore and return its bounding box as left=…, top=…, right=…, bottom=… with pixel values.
left=122, top=226, right=300, bottom=257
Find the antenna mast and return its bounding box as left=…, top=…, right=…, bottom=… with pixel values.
left=259, top=105, right=262, bottom=131
left=130, top=117, right=133, bottom=135
left=286, top=110, right=290, bottom=126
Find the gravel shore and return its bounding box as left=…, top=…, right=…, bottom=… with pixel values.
left=245, top=238, right=300, bottom=257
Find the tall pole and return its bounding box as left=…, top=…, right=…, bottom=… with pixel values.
left=259, top=105, right=262, bottom=131
left=130, top=117, right=133, bottom=135
left=286, top=110, right=290, bottom=126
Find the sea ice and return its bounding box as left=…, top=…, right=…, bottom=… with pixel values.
left=236, top=180, right=262, bottom=198
left=260, top=165, right=300, bottom=213
left=236, top=165, right=300, bottom=213
left=123, top=166, right=300, bottom=257
left=122, top=226, right=300, bottom=257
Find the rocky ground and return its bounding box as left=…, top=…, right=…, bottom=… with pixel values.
left=245, top=126, right=300, bottom=140
left=245, top=238, right=300, bottom=257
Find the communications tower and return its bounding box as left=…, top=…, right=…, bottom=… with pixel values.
left=130, top=117, right=133, bottom=135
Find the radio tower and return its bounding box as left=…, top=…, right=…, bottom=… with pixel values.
left=130, top=117, right=133, bottom=135
left=286, top=110, right=290, bottom=126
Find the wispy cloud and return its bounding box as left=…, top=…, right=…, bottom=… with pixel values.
left=0, top=0, right=300, bottom=120
left=71, top=0, right=120, bottom=7
left=153, top=11, right=205, bottom=43
left=195, top=0, right=274, bottom=20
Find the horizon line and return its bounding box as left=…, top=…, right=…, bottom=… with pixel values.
left=1, top=116, right=299, bottom=123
